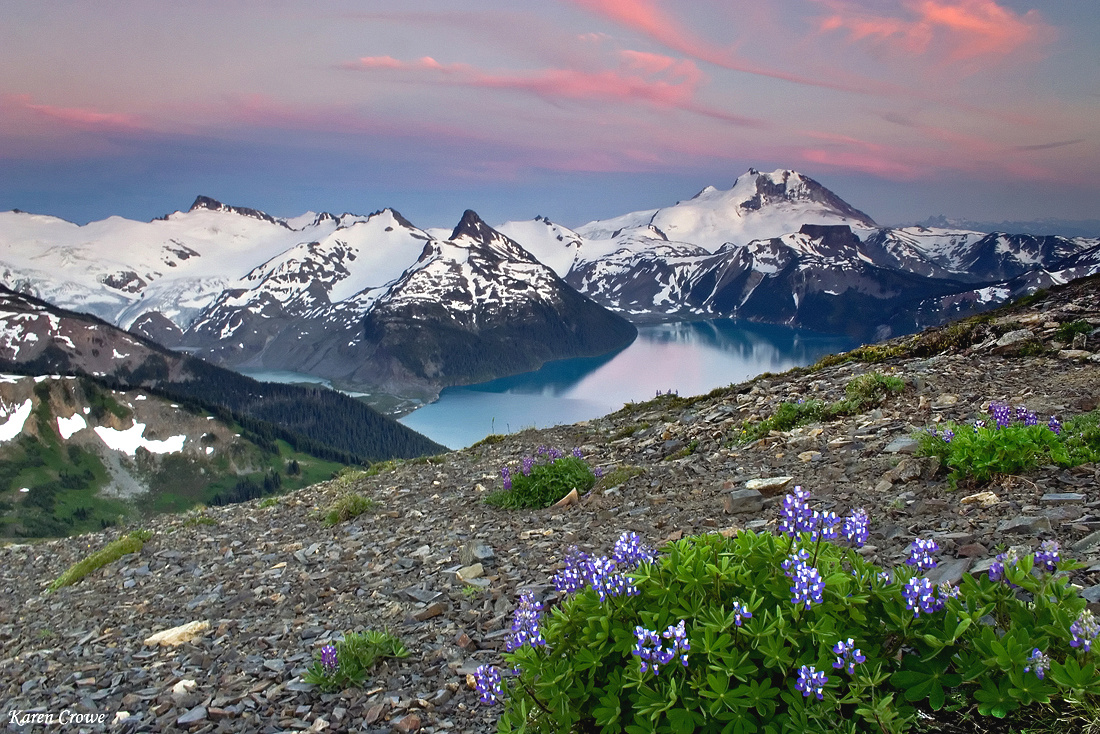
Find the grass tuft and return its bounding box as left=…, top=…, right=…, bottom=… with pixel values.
left=47, top=529, right=152, bottom=591
left=322, top=493, right=378, bottom=527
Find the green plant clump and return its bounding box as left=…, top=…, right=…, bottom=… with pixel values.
left=303, top=629, right=409, bottom=693
left=478, top=495, right=1099, bottom=734
left=486, top=450, right=596, bottom=509
left=917, top=403, right=1100, bottom=485
left=48, top=529, right=153, bottom=591
left=738, top=372, right=904, bottom=443
left=1055, top=320, right=1093, bottom=343
left=321, top=492, right=378, bottom=527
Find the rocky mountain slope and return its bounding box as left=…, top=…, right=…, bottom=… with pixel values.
left=2, top=276, right=1098, bottom=733
left=0, top=286, right=444, bottom=462
left=0, top=373, right=350, bottom=538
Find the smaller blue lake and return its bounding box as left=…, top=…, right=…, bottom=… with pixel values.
left=398, top=320, right=857, bottom=450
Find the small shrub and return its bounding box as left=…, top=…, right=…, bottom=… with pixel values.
left=595, top=464, right=643, bottom=490
left=48, top=529, right=153, bottom=591
left=322, top=493, right=378, bottom=526
left=663, top=439, right=699, bottom=461
left=472, top=433, right=507, bottom=448
left=918, top=403, right=1100, bottom=485
left=258, top=497, right=280, bottom=509
left=476, top=490, right=1099, bottom=734
left=1055, top=320, right=1092, bottom=343
left=303, top=630, right=409, bottom=693
left=612, top=423, right=650, bottom=441
left=486, top=448, right=596, bottom=509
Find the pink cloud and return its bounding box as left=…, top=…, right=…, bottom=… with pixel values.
left=565, top=0, right=890, bottom=95
left=815, top=0, right=1054, bottom=65
left=10, top=94, right=145, bottom=132
left=341, top=49, right=762, bottom=127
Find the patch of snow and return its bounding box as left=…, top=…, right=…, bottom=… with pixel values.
left=93, top=422, right=187, bottom=455
left=0, top=399, right=33, bottom=442
left=57, top=413, right=87, bottom=439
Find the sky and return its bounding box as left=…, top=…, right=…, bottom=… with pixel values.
left=1, top=0, right=1098, bottom=230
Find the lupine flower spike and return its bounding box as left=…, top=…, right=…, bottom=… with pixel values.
left=474, top=665, right=503, bottom=704
left=1024, top=649, right=1050, bottom=680
left=320, top=644, right=338, bottom=672
left=832, top=638, right=866, bottom=674
left=795, top=665, right=828, bottom=700
left=506, top=590, right=546, bottom=652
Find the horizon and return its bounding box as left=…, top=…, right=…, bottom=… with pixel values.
left=2, top=1, right=1098, bottom=230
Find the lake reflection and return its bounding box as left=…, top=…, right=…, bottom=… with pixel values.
left=399, top=320, right=856, bottom=450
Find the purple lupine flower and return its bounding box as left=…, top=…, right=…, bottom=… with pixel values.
left=1034, top=540, right=1060, bottom=572
left=1023, top=411, right=1039, bottom=427
left=974, top=419, right=986, bottom=430
left=779, top=486, right=817, bottom=537
left=1024, top=649, right=1051, bottom=680
left=537, top=445, right=548, bottom=457
left=989, top=402, right=1012, bottom=429
left=794, top=665, right=828, bottom=700
left=831, top=638, right=866, bottom=675
left=549, top=447, right=564, bottom=460
left=521, top=456, right=534, bottom=476
left=810, top=510, right=840, bottom=541
left=506, top=590, right=546, bottom=652
left=594, top=466, right=604, bottom=478
left=906, top=538, right=940, bottom=572
left=942, top=428, right=955, bottom=443
left=632, top=620, right=690, bottom=675
left=731, top=600, right=752, bottom=627
left=788, top=560, right=825, bottom=610
left=925, top=426, right=938, bottom=437
left=1015, top=405, right=1030, bottom=423
left=1048, top=416, right=1062, bottom=435
left=842, top=508, right=870, bottom=548
left=501, top=466, right=512, bottom=491
left=572, top=447, right=584, bottom=458
left=988, top=548, right=1019, bottom=583
left=474, top=665, right=503, bottom=704
left=781, top=548, right=811, bottom=573
left=902, top=577, right=941, bottom=617
left=611, top=531, right=656, bottom=569
left=552, top=547, right=593, bottom=595
left=938, top=582, right=960, bottom=603
left=1070, top=610, right=1100, bottom=652
left=320, top=644, right=338, bottom=672
left=586, top=556, right=638, bottom=602
left=877, top=570, right=892, bottom=585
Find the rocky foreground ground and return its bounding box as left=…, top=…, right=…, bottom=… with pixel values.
left=2, top=277, right=1099, bottom=734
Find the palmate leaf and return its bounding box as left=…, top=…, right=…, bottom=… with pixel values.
left=889, top=657, right=961, bottom=711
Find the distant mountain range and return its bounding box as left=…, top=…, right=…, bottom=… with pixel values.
left=913, top=215, right=1100, bottom=240
left=3, top=168, right=1099, bottom=396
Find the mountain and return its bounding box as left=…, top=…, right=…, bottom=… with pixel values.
left=0, top=372, right=350, bottom=538
left=0, top=202, right=636, bottom=399
left=915, top=214, right=1100, bottom=239
left=353, top=211, right=636, bottom=394
left=4, top=171, right=1100, bottom=385
left=574, top=168, right=878, bottom=252
left=0, top=286, right=444, bottom=462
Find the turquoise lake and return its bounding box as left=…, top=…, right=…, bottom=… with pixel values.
left=398, top=320, right=857, bottom=450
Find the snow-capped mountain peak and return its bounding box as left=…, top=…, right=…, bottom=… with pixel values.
left=576, top=168, right=878, bottom=253
left=186, top=195, right=287, bottom=227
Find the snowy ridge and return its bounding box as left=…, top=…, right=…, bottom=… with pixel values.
left=3, top=169, right=1100, bottom=386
